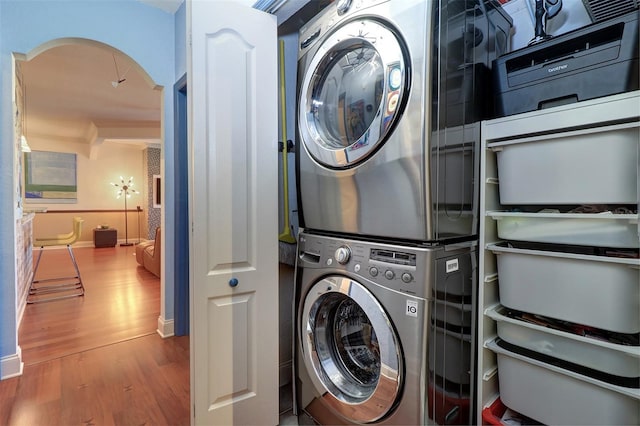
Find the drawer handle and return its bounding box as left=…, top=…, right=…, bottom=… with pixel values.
left=229, top=278, right=239, bottom=287
left=482, top=366, right=498, bottom=381
left=484, top=273, right=498, bottom=283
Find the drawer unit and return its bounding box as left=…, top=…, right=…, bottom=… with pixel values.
left=433, top=299, right=473, bottom=329
left=429, top=325, right=472, bottom=385
left=488, top=211, right=639, bottom=248
left=489, top=122, right=639, bottom=205
left=487, top=339, right=640, bottom=426
left=486, top=306, right=640, bottom=378
left=488, top=243, right=640, bottom=333
left=477, top=91, right=640, bottom=424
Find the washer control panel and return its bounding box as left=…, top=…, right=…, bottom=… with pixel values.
left=298, top=232, right=434, bottom=298
left=299, top=231, right=476, bottom=302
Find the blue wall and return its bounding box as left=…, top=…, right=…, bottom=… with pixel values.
left=175, top=1, right=186, bottom=79
left=0, top=0, right=176, bottom=371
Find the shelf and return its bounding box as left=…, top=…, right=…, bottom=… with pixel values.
left=477, top=91, right=640, bottom=424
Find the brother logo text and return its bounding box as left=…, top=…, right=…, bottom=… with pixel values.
left=548, top=64, right=568, bottom=73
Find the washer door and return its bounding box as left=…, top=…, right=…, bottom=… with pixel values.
left=298, top=19, right=408, bottom=168
left=301, top=275, right=403, bottom=423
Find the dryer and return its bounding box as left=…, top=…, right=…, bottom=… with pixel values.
left=296, top=0, right=512, bottom=242
left=294, top=231, right=477, bottom=425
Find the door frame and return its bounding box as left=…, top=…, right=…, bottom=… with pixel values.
left=173, top=73, right=189, bottom=336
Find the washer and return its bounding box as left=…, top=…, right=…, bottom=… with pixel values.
left=294, top=231, right=476, bottom=425
left=296, top=0, right=512, bottom=242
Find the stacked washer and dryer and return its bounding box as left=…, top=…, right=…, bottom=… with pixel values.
left=293, top=0, right=512, bottom=424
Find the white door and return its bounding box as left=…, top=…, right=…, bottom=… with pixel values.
left=187, top=1, right=278, bottom=425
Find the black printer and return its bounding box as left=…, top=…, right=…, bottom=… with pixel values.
left=492, top=9, right=639, bottom=118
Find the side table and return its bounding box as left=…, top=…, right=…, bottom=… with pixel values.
left=94, top=228, right=117, bottom=248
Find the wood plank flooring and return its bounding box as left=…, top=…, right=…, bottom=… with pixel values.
left=0, top=245, right=190, bottom=425
left=21, top=245, right=161, bottom=365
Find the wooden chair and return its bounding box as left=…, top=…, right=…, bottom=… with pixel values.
left=29, top=217, right=85, bottom=303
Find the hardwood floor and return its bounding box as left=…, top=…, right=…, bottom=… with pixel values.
left=0, top=245, right=190, bottom=425
left=21, top=245, right=161, bottom=365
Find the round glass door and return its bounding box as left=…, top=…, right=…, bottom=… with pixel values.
left=298, top=19, right=408, bottom=168
left=301, top=276, right=403, bottom=423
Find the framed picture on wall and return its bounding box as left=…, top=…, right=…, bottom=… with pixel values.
left=24, top=150, right=77, bottom=203
left=153, top=174, right=161, bottom=208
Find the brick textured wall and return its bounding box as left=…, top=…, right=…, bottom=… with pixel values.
left=145, top=147, right=161, bottom=240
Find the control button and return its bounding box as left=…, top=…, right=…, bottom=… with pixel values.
left=369, top=267, right=378, bottom=277
left=384, top=270, right=395, bottom=280
left=335, top=246, right=351, bottom=264
left=326, top=258, right=333, bottom=266
left=389, top=67, right=402, bottom=90
left=300, top=29, right=320, bottom=49
left=401, top=273, right=413, bottom=283
left=336, top=0, right=352, bottom=15
left=354, top=264, right=361, bottom=273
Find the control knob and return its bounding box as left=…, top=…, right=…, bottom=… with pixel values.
left=334, top=246, right=351, bottom=264
left=336, top=0, right=352, bottom=15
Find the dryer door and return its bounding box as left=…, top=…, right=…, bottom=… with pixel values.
left=298, top=19, right=408, bottom=168
left=301, top=275, right=403, bottom=423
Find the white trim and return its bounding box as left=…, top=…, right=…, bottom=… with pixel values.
left=156, top=316, right=174, bottom=338
left=1, top=347, right=23, bottom=379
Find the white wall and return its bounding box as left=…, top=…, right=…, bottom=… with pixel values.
left=25, top=138, right=146, bottom=210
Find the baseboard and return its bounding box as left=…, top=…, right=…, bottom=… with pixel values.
left=1, top=347, right=23, bottom=379
left=157, top=316, right=175, bottom=338
left=279, top=359, right=292, bottom=387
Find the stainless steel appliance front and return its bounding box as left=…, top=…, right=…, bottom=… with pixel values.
left=296, top=0, right=512, bottom=242
left=294, top=231, right=477, bottom=425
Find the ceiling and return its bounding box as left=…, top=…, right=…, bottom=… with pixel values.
left=20, top=42, right=162, bottom=155
left=18, top=0, right=184, bottom=155
left=138, top=0, right=183, bottom=14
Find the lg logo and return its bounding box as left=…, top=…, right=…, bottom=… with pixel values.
left=406, top=300, right=418, bottom=317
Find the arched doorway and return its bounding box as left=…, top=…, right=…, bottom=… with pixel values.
left=15, top=37, right=165, bottom=363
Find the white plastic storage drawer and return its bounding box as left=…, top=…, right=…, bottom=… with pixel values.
left=488, top=122, right=639, bottom=205
left=486, top=306, right=640, bottom=378
left=488, top=211, right=639, bottom=248
left=487, top=243, right=640, bottom=333
left=486, top=339, right=640, bottom=426
left=429, top=325, right=471, bottom=385
left=433, top=299, right=472, bottom=328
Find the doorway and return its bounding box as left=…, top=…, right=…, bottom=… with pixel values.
left=15, top=38, right=164, bottom=363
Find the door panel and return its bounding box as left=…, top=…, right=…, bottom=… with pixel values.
left=188, top=1, right=278, bottom=424
left=208, top=293, right=255, bottom=409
